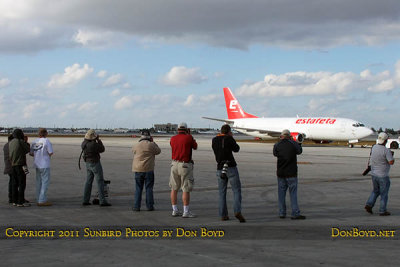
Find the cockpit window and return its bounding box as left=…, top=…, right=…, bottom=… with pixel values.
left=352, top=122, right=365, bottom=127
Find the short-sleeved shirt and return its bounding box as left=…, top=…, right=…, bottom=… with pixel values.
left=31, top=137, right=53, bottom=169
left=370, top=144, right=393, bottom=177
left=170, top=132, right=197, bottom=163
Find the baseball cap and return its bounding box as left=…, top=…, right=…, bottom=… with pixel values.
left=281, top=129, right=291, bottom=137
left=377, top=132, right=388, bottom=144
left=178, top=122, right=187, bottom=129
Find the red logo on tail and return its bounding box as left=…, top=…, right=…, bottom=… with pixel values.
left=223, top=87, right=258, bottom=120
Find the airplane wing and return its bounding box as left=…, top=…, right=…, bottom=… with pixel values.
left=202, top=117, right=281, bottom=137
left=202, top=117, right=234, bottom=124
left=232, top=126, right=281, bottom=137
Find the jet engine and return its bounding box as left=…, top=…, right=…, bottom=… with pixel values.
left=290, top=132, right=305, bottom=143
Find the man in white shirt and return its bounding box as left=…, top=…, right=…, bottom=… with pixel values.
left=365, top=132, right=395, bottom=216
left=30, top=128, right=54, bottom=206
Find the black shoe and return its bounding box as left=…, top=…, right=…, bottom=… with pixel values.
left=24, top=199, right=30, bottom=203
left=221, top=216, right=230, bottom=221
left=100, top=203, right=112, bottom=207
left=132, top=207, right=140, bottom=212
left=365, top=205, right=373, bottom=214
left=291, top=215, right=306, bottom=220
left=234, top=212, right=246, bottom=223
left=82, top=202, right=91, bottom=206
left=379, top=211, right=391, bottom=216
left=279, top=215, right=286, bottom=219
left=147, top=207, right=154, bottom=211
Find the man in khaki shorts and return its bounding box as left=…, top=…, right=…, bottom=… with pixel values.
left=169, top=122, right=198, bottom=218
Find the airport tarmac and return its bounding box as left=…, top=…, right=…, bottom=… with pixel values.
left=0, top=136, right=399, bottom=266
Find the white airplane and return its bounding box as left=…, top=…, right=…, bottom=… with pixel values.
left=203, top=87, right=373, bottom=146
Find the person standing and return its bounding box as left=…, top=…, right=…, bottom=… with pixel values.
left=169, top=122, right=197, bottom=218
left=30, top=128, right=54, bottom=206
left=3, top=134, right=14, bottom=204
left=212, top=124, right=245, bottom=222
left=273, top=129, right=305, bottom=219
left=365, top=132, right=395, bottom=216
left=9, top=129, right=31, bottom=207
left=81, top=129, right=111, bottom=207
left=132, top=130, right=161, bottom=211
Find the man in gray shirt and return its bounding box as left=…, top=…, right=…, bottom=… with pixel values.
left=365, top=132, right=394, bottom=216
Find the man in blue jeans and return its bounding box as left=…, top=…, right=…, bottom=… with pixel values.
left=365, top=132, right=394, bottom=216
left=273, top=129, right=305, bottom=220
left=212, top=124, right=245, bottom=223
left=132, top=130, right=161, bottom=211
left=81, top=129, right=111, bottom=207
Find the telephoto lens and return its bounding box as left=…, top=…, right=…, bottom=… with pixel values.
left=220, top=163, right=228, bottom=180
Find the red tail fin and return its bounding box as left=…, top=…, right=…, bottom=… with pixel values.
left=223, top=87, right=258, bottom=119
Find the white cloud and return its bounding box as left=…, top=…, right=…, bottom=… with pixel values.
left=73, top=29, right=128, bottom=49
left=122, top=82, right=131, bottom=89
left=110, top=89, right=121, bottom=96
left=0, top=78, right=11, bottom=88
left=97, top=70, right=107, bottom=78
left=78, top=102, right=98, bottom=112
left=184, top=94, right=195, bottom=106
left=237, top=61, right=400, bottom=97
left=48, top=63, right=93, bottom=88
left=183, top=94, right=218, bottom=107
left=23, top=102, right=41, bottom=118
left=162, top=66, right=208, bottom=86
left=114, top=95, right=141, bottom=110
left=102, top=73, right=123, bottom=87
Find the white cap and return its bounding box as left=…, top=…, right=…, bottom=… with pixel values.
left=178, top=122, right=187, bottom=129
left=281, top=129, right=291, bottom=137
left=377, top=132, right=388, bottom=144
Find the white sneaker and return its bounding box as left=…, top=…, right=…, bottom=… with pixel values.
left=182, top=211, right=196, bottom=218
left=172, top=210, right=182, bottom=217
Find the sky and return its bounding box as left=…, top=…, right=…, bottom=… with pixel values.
left=0, top=0, right=400, bottom=130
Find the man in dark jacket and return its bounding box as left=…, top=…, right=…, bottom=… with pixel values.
left=212, top=124, right=245, bottom=222
left=273, top=129, right=305, bottom=219
left=3, top=134, right=14, bottom=204
left=9, top=129, right=31, bottom=207
left=81, top=129, right=111, bottom=207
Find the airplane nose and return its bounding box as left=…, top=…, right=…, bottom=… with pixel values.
left=364, top=127, right=374, bottom=137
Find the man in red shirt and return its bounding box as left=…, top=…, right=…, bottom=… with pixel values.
left=170, top=122, right=198, bottom=218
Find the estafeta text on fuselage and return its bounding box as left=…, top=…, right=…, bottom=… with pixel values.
left=295, top=118, right=337, bottom=124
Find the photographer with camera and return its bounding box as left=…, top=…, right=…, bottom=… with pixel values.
left=169, top=122, right=197, bottom=218
left=9, top=129, right=31, bottom=207
left=81, top=129, right=111, bottom=207
left=273, top=129, right=305, bottom=220
left=364, top=132, right=394, bottom=216
left=212, top=124, right=245, bottom=222
left=132, top=129, right=161, bottom=211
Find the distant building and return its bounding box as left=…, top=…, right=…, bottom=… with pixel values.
left=154, top=123, right=178, bottom=133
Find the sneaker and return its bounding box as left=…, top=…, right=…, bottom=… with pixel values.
left=132, top=207, right=140, bottom=212
left=82, top=202, right=91, bottom=206
left=234, top=212, right=246, bottom=223
left=291, top=215, right=306, bottom=220
left=365, top=205, right=373, bottom=214
left=37, top=202, right=52, bottom=206
left=379, top=211, right=391, bottom=216
left=221, top=216, right=230, bottom=221
left=182, top=211, right=196, bottom=218
left=100, top=203, right=112, bottom=207
left=172, top=210, right=182, bottom=217
left=24, top=199, right=30, bottom=203
left=147, top=207, right=155, bottom=211
left=279, top=215, right=286, bottom=219
left=17, top=203, right=31, bottom=207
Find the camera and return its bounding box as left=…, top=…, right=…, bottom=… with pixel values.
left=22, top=165, right=29, bottom=175
left=220, top=162, right=229, bottom=180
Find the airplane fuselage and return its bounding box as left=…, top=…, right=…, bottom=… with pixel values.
left=230, top=117, right=373, bottom=141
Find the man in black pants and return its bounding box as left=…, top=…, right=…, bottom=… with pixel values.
left=212, top=124, right=245, bottom=222
left=9, top=129, right=31, bottom=207
left=273, top=129, right=305, bottom=219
